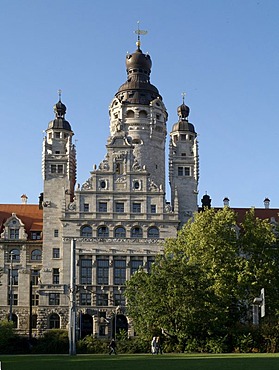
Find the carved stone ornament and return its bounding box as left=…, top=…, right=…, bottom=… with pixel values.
left=68, top=202, right=76, bottom=211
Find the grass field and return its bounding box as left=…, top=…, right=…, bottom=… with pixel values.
left=1, top=354, right=279, bottom=370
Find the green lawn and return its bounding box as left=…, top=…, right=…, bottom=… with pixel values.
left=1, top=354, right=279, bottom=370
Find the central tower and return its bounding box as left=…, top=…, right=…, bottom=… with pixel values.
left=109, top=36, right=168, bottom=191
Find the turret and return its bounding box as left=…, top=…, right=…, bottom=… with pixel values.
left=169, top=95, right=199, bottom=226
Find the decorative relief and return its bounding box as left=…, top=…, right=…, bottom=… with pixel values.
left=81, top=179, right=92, bottom=190
left=63, top=237, right=162, bottom=244
left=68, top=202, right=76, bottom=211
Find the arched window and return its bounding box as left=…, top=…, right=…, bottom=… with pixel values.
left=81, top=225, right=92, bottom=237
left=98, top=226, right=109, bottom=238
left=131, top=226, right=143, bottom=238
left=114, top=227, right=126, bottom=238
left=139, top=110, right=147, bottom=118
left=148, top=226, right=159, bottom=238
left=10, top=249, right=20, bottom=261
left=49, top=313, right=60, bottom=329
left=126, top=110, right=134, bottom=118
left=31, top=249, right=42, bottom=261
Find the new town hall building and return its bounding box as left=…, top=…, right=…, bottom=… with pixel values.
left=0, top=37, right=277, bottom=339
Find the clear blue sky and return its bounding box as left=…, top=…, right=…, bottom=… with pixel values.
left=0, top=0, right=278, bottom=208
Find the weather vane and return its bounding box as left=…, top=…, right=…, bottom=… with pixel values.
left=134, top=21, right=148, bottom=49
left=58, top=89, right=62, bottom=102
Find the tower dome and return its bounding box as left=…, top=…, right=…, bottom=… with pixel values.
left=48, top=98, right=72, bottom=131
left=171, top=98, right=195, bottom=134
left=115, top=45, right=161, bottom=105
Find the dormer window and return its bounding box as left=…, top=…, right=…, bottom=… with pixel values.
left=9, top=228, right=19, bottom=240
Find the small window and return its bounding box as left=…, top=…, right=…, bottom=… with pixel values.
left=148, top=227, right=159, bottom=238
left=114, top=226, right=126, bottom=238
left=54, top=229, right=59, bottom=237
left=178, top=167, right=183, bottom=176
left=57, top=165, right=63, bottom=174
left=31, top=231, right=41, bottom=240
left=55, top=132, right=60, bottom=139
left=31, top=249, right=42, bottom=261
left=49, top=293, right=60, bottom=306
left=132, top=203, right=141, bottom=213
left=181, top=153, right=186, bottom=157
left=99, top=202, right=108, bottom=212
left=151, top=205, right=156, bottom=214
left=51, top=165, right=56, bottom=173
left=181, top=134, right=186, bottom=141
left=185, top=167, right=190, bottom=176
left=115, top=202, right=124, bottom=213
left=53, top=248, right=60, bottom=259
left=31, top=269, right=40, bottom=285
left=49, top=313, right=60, bottom=329
left=55, top=151, right=60, bottom=154
left=134, top=181, right=140, bottom=190
left=115, top=162, right=123, bottom=174
left=100, top=180, right=106, bottom=189
left=83, top=203, right=89, bottom=212
left=126, top=110, right=135, bottom=118
left=98, top=226, right=109, bottom=238
left=139, top=110, right=147, bottom=118
left=81, top=225, right=92, bottom=237
left=131, top=226, right=143, bottom=238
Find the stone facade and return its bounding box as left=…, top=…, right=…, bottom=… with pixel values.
left=0, top=39, right=199, bottom=338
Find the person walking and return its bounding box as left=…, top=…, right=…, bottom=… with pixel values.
left=109, top=338, right=117, bottom=355
left=151, top=336, right=157, bottom=354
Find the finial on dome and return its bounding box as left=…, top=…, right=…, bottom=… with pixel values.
left=134, top=21, right=148, bottom=50
left=58, top=89, right=62, bottom=102
left=182, top=92, right=186, bottom=104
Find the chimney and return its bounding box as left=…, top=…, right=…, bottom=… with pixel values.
left=21, top=194, right=28, bottom=204
left=263, top=197, right=270, bottom=209
left=223, top=197, right=230, bottom=207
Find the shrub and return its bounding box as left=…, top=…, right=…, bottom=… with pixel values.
left=32, top=329, right=68, bottom=354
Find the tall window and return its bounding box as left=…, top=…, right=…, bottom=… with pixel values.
left=131, top=258, right=143, bottom=275
left=113, top=258, right=126, bottom=285
left=114, top=288, right=125, bottom=306
left=49, top=293, right=60, bottom=305
left=97, top=226, right=109, bottom=238
left=9, top=269, right=18, bottom=285
left=148, top=227, right=159, bottom=238
left=97, top=258, right=109, bottom=285
left=80, top=258, right=92, bottom=285
left=53, top=268, right=60, bottom=284
left=114, top=226, right=126, bottom=238
left=32, top=314, right=37, bottom=328
left=31, top=249, right=42, bottom=261
left=31, top=269, right=40, bottom=285
left=81, top=225, right=92, bottom=237
left=54, top=229, right=59, bottom=237
left=147, top=257, right=155, bottom=273
left=49, top=313, right=60, bottom=329
left=83, top=203, right=89, bottom=212
left=131, top=226, right=143, bottom=238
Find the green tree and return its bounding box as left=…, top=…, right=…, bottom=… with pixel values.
left=125, top=207, right=279, bottom=351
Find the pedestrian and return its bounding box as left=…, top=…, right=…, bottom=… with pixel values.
left=109, top=338, right=117, bottom=355
left=151, top=336, right=157, bottom=354
left=156, top=336, right=162, bottom=354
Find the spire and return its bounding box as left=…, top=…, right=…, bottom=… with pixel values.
left=134, top=21, right=148, bottom=50
left=177, top=92, right=190, bottom=120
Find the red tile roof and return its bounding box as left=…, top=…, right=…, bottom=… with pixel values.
left=0, top=204, right=43, bottom=235
left=213, top=207, right=279, bottom=223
